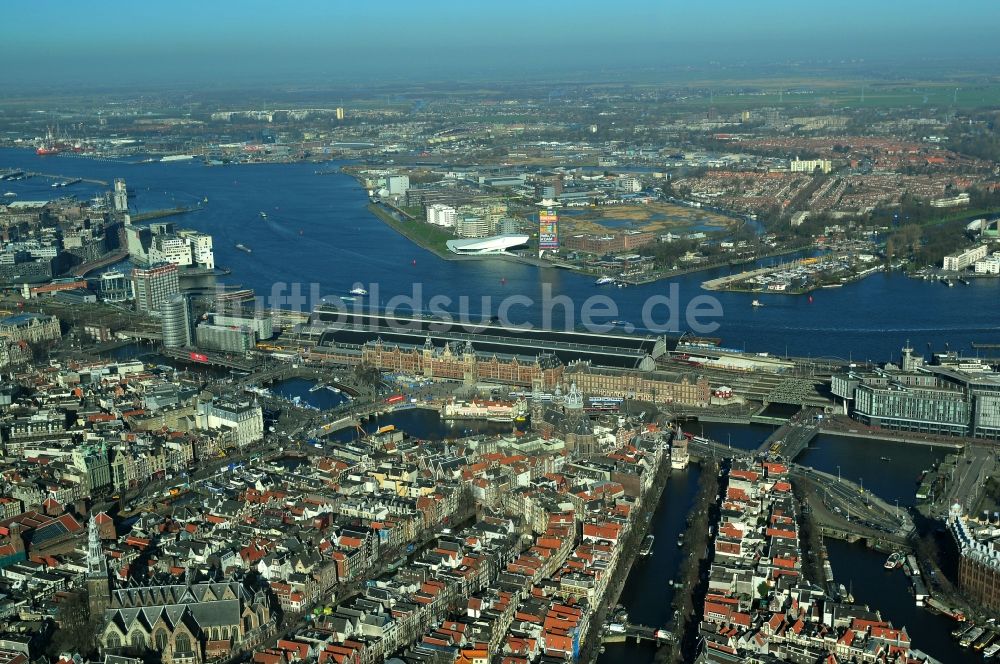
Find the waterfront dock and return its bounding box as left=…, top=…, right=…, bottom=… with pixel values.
left=24, top=170, right=109, bottom=186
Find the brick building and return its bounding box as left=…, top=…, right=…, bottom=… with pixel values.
left=563, top=361, right=710, bottom=407
left=562, top=231, right=655, bottom=255
left=362, top=338, right=564, bottom=388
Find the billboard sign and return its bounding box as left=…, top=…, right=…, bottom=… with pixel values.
left=539, top=210, right=558, bottom=251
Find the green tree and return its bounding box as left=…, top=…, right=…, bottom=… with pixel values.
left=352, top=362, right=381, bottom=390
left=47, top=592, right=96, bottom=656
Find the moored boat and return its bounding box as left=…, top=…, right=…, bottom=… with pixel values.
left=884, top=551, right=903, bottom=570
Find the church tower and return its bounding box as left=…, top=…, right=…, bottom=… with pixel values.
left=86, top=514, right=111, bottom=618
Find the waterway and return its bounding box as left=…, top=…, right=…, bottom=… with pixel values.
left=825, top=539, right=971, bottom=663
left=691, top=421, right=776, bottom=451
left=271, top=377, right=349, bottom=410
left=1, top=149, right=992, bottom=662
left=602, top=423, right=959, bottom=663
left=597, top=465, right=702, bottom=664
left=797, top=433, right=950, bottom=508
left=327, top=406, right=514, bottom=443
left=2, top=149, right=998, bottom=362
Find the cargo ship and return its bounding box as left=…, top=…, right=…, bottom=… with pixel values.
left=926, top=597, right=964, bottom=621
left=36, top=146, right=60, bottom=156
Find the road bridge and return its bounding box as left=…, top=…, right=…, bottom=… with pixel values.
left=160, top=346, right=260, bottom=371
left=72, top=250, right=129, bottom=277
left=756, top=408, right=821, bottom=458
left=686, top=436, right=913, bottom=539
left=602, top=621, right=673, bottom=644
left=237, top=363, right=360, bottom=396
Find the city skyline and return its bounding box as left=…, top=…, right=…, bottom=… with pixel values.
left=0, top=3, right=999, bottom=663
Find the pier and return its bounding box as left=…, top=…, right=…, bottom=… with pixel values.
left=24, top=171, right=109, bottom=186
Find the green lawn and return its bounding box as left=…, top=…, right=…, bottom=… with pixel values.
left=367, top=203, right=453, bottom=257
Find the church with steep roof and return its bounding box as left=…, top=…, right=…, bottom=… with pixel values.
left=87, top=515, right=274, bottom=664
left=98, top=579, right=273, bottom=664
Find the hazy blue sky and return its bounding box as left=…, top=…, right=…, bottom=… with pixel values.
left=3, top=1, right=1000, bottom=89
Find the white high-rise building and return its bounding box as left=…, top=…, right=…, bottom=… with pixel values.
left=456, top=216, right=490, bottom=238
left=113, top=178, right=128, bottom=212
left=974, top=254, right=1000, bottom=274
left=197, top=399, right=264, bottom=448
left=426, top=203, right=457, bottom=228
left=617, top=176, right=642, bottom=193
left=386, top=175, right=410, bottom=196
left=129, top=224, right=215, bottom=270
left=943, top=245, right=988, bottom=271
left=181, top=230, right=215, bottom=270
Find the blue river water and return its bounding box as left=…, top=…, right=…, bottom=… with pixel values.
left=2, top=148, right=998, bottom=362
left=1, top=149, right=992, bottom=662
left=271, top=377, right=349, bottom=410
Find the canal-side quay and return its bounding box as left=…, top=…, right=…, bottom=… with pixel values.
left=595, top=461, right=711, bottom=664
left=580, top=436, right=677, bottom=662
left=667, top=423, right=996, bottom=663
left=690, top=455, right=959, bottom=663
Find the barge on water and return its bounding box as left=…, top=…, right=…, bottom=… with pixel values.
left=639, top=535, right=654, bottom=557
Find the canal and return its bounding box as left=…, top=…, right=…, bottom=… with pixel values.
left=597, top=465, right=702, bottom=664
left=826, top=539, right=971, bottom=663
left=693, top=421, right=776, bottom=452
left=328, top=406, right=515, bottom=442
left=601, top=423, right=962, bottom=663
left=797, top=433, right=951, bottom=508
left=271, top=377, right=349, bottom=410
